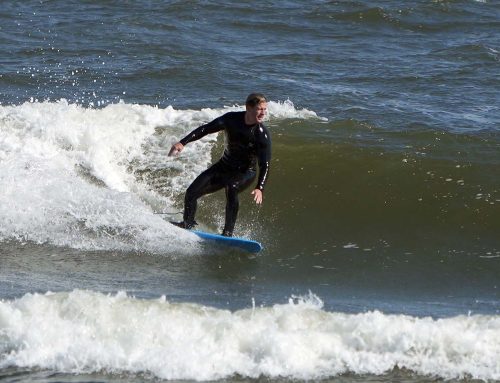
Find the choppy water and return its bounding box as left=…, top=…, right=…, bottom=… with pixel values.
left=1, top=1, right=499, bottom=382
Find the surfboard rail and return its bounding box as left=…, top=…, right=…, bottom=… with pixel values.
left=191, top=230, right=263, bottom=253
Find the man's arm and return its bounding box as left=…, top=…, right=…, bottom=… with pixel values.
left=251, top=125, right=271, bottom=204
left=168, top=116, right=225, bottom=156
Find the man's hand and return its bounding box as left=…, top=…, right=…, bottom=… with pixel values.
left=251, top=189, right=263, bottom=204
left=168, top=142, right=184, bottom=156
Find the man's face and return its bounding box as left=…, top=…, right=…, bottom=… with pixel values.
left=247, top=102, right=268, bottom=124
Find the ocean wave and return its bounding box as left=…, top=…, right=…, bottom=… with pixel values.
left=0, top=99, right=320, bottom=252
left=431, top=43, right=500, bottom=63
left=325, top=2, right=498, bottom=33
left=0, top=290, right=498, bottom=381
left=330, top=6, right=402, bottom=27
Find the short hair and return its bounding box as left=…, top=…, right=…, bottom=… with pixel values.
left=245, top=93, right=267, bottom=107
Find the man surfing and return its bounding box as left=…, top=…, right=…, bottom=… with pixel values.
left=168, top=93, right=271, bottom=237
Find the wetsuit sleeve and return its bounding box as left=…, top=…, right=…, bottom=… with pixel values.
left=255, top=125, right=271, bottom=191
left=179, top=116, right=225, bottom=146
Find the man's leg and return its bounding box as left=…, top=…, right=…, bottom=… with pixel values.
left=222, top=170, right=256, bottom=237
left=182, top=165, right=224, bottom=228
left=222, top=187, right=239, bottom=237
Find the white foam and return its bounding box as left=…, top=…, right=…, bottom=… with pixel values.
left=0, top=290, right=498, bottom=381
left=268, top=99, right=328, bottom=121
left=0, top=100, right=201, bottom=253
left=0, top=99, right=321, bottom=252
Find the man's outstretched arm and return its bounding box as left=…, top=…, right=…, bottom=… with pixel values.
left=168, top=116, right=225, bottom=156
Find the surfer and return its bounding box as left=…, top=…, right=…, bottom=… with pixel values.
left=168, top=93, right=271, bottom=237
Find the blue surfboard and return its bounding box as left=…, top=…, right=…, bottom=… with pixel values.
left=191, top=230, right=262, bottom=253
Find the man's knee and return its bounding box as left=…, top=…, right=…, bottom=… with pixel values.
left=186, top=178, right=208, bottom=201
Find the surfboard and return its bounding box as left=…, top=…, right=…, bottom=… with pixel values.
left=192, top=230, right=263, bottom=253
left=168, top=221, right=262, bottom=253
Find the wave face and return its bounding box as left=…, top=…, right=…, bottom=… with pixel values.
left=0, top=100, right=319, bottom=253
left=1, top=290, right=499, bottom=381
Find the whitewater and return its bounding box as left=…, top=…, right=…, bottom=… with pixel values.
left=1, top=290, right=498, bottom=381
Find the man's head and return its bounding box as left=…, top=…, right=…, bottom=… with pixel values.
left=245, top=93, right=268, bottom=124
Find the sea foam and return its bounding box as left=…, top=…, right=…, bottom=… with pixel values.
left=0, top=290, right=498, bottom=381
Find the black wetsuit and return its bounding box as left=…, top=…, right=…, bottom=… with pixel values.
left=179, top=111, right=271, bottom=236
